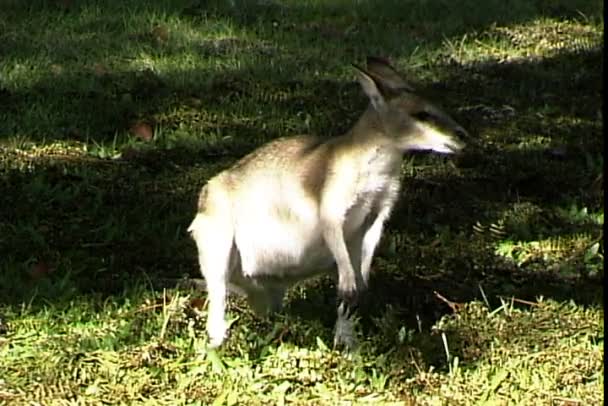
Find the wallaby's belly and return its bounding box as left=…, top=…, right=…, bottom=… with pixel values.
left=233, top=205, right=374, bottom=282
left=229, top=161, right=378, bottom=281
left=234, top=207, right=336, bottom=279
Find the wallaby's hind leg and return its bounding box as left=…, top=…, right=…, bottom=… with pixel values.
left=258, top=285, right=286, bottom=314
left=189, top=212, right=234, bottom=348
left=240, top=282, right=286, bottom=316
left=268, top=286, right=286, bottom=313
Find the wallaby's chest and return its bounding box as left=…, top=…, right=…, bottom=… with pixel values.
left=342, top=150, right=402, bottom=234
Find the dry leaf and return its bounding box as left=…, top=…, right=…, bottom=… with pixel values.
left=130, top=122, right=154, bottom=141
left=92, top=63, right=109, bottom=77
left=189, top=297, right=207, bottom=310
left=50, top=64, right=63, bottom=76
left=152, top=26, right=169, bottom=44
left=31, top=261, right=52, bottom=280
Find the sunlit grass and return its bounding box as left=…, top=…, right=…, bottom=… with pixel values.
left=0, top=0, right=603, bottom=404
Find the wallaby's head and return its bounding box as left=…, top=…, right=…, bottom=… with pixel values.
left=354, top=57, right=466, bottom=154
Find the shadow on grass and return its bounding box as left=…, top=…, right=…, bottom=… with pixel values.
left=0, top=0, right=602, bottom=141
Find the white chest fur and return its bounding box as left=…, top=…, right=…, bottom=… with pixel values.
left=342, top=147, right=402, bottom=234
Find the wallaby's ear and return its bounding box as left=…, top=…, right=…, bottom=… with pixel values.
left=365, top=56, right=414, bottom=92
left=352, top=64, right=387, bottom=113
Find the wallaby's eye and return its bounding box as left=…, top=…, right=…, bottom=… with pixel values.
left=412, top=111, right=432, bottom=121
left=455, top=128, right=468, bottom=139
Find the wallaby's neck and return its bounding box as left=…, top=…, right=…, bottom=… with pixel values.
left=346, top=106, right=390, bottom=146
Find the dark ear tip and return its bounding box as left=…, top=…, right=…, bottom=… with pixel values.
left=366, top=56, right=392, bottom=67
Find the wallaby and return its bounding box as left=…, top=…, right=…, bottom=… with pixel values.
left=188, top=57, right=467, bottom=349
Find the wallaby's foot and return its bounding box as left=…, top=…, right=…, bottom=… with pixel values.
left=244, top=284, right=286, bottom=317
left=333, top=316, right=357, bottom=351
left=207, top=317, right=228, bottom=348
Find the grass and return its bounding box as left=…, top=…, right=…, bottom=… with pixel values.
left=0, top=0, right=604, bottom=404
left=1, top=293, right=602, bottom=404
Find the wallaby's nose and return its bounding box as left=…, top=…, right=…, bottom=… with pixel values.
left=451, top=128, right=468, bottom=152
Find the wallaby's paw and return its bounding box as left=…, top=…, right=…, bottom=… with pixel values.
left=338, top=278, right=358, bottom=305
left=333, top=331, right=357, bottom=352
left=207, top=319, right=228, bottom=348
left=333, top=316, right=357, bottom=351
left=208, top=335, right=224, bottom=349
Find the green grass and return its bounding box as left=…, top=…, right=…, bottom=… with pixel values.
left=1, top=292, right=602, bottom=404
left=0, top=0, right=604, bottom=404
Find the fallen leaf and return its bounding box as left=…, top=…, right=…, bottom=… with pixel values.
left=130, top=121, right=154, bottom=141
left=31, top=261, right=52, bottom=280
left=92, top=63, right=109, bottom=77
left=152, top=26, right=169, bottom=44
left=50, top=64, right=63, bottom=76
left=190, top=297, right=207, bottom=310
left=186, top=97, right=202, bottom=107
left=56, top=0, right=72, bottom=11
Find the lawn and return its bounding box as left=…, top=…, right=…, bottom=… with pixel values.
left=0, top=0, right=604, bottom=404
